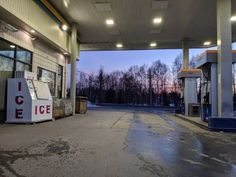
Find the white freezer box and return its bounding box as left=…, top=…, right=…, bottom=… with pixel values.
left=6, top=78, right=53, bottom=123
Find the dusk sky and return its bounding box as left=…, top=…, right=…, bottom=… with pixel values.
left=77, top=49, right=204, bottom=74
left=77, top=43, right=236, bottom=75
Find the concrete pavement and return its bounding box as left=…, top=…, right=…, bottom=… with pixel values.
left=0, top=108, right=236, bottom=177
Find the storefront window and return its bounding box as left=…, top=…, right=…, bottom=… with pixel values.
left=16, top=47, right=32, bottom=64
left=0, top=56, right=14, bottom=71
left=16, top=62, right=31, bottom=71
left=0, top=38, right=32, bottom=72
left=57, top=65, right=63, bottom=98
left=0, top=39, right=15, bottom=58
left=37, top=67, right=56, bottom=96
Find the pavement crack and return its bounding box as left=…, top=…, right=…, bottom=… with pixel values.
left=110, top=112, right=128, bottom=129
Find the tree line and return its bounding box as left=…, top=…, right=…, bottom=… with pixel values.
left=75, top=54, right=198, bottom=106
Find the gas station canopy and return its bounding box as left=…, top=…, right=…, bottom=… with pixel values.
left=49, top=0, right=236, bottom=51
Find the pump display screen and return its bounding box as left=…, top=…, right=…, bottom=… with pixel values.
left=33, top=80, right=51, bottom=100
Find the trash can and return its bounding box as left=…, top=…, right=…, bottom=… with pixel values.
left=188, top=103, right=200, bottom=117
left=201, top=104, right=211, bottom=122
left=76, top=96, right=88, bottom=114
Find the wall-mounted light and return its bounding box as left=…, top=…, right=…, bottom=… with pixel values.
left=116, top=43, right=123, bottom=48
left=10, top=45, right=16, bottom=49
left=10, top=45, right=15, bottom=48
left=203, top=41, right=211, bottom=46
left=62, top=24, right=68, bottom=31
left=150, top=42, right=157, bottom=47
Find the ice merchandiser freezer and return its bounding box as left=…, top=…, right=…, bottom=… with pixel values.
left=6, top=78, right=53, bottom=123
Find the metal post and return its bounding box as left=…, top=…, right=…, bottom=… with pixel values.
left=217, top=0, right=233, bottom=117
left=70, top=24, right=79, bottom=115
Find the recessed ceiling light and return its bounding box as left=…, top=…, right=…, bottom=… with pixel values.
left=150, top=42, right=157, bottom=47
left=153, top=18, right=162, bottom=24
left=203, top=41, right=211, bottom=46
left=231, top=16, right=236, bottom=22
left=116, top=43, right=123, bottom=48
left=63, top=0, right=70, bottom=8
left=10, top=45, right=15, bottom=48
left=106, top=19, right=114, bottom=26
left=30, top=29, right=35, bottom=33
left=61, top=24, right=68, bottom=31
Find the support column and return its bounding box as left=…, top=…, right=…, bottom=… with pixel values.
left=182, top=39, right=189, bottom=69
left=70, top=24, right=79, bottom=115
left=217, top=0, right=233, bottom=117
left=208, top=0, right=236, bottom=131
left=211, top=63, right=218, bottom=116
left=182, top=39, right=198, bottom=116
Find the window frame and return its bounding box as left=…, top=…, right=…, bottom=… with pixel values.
left=0, top=37, right=33, bottom=72
left=57, top=65, right=63, bottom=98
left=37, top=67, right=57, bottom=97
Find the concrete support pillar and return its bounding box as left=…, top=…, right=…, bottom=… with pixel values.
left=182, top=39, right=189, bottom=69
left=70, top=24, right=79, bottom=115
left=217, top=0, right=233, bottom=117
left=182, top=39, right=198, bottom=116
left=211, top=63, right=218, bottom=116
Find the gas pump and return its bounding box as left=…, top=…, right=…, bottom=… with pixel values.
left=200, top=64, right=211, bottom=121
left=196, top=50, right=236, bottom=121
left=178, top=69, right=201, bottom=116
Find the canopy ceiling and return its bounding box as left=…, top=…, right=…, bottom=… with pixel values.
left=49, top=0, right=236, bottom=50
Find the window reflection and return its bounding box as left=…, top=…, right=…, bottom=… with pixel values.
left=16, top=62, right=31, bottom=71
left=0, top=56, right=14, bottom=71
left=16, top=47, right=32, bottom=64
left=0, top=38, right=32, bottom=72
left=0, top=39, right=15, bottom=58
left=37, top=67, right=56, bottom=96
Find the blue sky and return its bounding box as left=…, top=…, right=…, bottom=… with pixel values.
left=77, top=43, right=236, bottom=74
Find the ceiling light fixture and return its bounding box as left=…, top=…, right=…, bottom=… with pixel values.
left=63, top=0, right=70, bottom=8
left=150, top=42, right=157, bottom=47
left=116, top=43, right=123, bottom=48
left=10, top=45, right=15, bottom=48
left=231, top=16, right=236, bottom=22
left=106, top=19, right=114, bottom=26
left=64, top=52, right=69, bottom=55
left=30, top=29, right=35, bottom=33
left=153, top=18, right=162, bottom=24
left=203, top=41, right=211, bottom=46
left=61, top=24, right=68, bottom=31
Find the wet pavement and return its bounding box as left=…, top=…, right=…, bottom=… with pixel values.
left=0, top=107, right=236, bottom=177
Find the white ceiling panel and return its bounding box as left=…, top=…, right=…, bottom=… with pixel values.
left=49, top=0, right=236, bottom=50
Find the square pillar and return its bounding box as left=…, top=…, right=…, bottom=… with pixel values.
left=217, top=0, right=233, bottom=117
left=70, top=24, right=79, bottom=115
left=182, top=39, right=199, bottom=116
left=182, top=39, right=189, bottom=69
left=208, top=0, right=236, bottom=131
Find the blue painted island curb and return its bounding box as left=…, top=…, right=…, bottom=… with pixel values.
left=208, top=117, right=236, bottom=132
